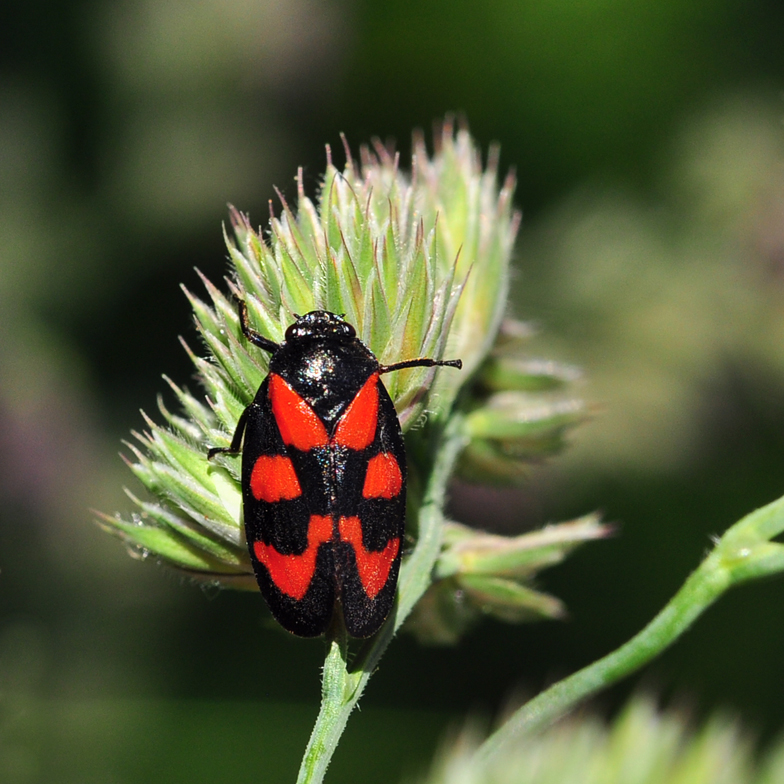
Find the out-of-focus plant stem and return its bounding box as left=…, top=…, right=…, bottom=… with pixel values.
left=476, top=493, right=784, bottom=766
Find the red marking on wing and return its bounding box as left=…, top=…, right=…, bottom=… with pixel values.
left=333, top=373, right=379, bottom=450
left=362, top=452, right=403, bottom=499
left=338, top=516, right=400, bottom=599
left=254, top=515, right=333, bottom=600
left=250, top=455, right=302, bottom=502
left=269, top=374, right=328, bottom=451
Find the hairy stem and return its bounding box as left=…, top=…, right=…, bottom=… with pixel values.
left=296, top=414, right=467, bottom=784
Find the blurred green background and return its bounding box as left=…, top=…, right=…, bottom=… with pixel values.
left=3, top=0, right=784, bottom=781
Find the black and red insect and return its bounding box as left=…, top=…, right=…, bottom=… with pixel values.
left=208, top=301, right=461, bottom=638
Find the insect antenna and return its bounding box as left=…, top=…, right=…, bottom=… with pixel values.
left=379, top=357, right=462, bottom=374
left=237, top=299, right=280, bottom=353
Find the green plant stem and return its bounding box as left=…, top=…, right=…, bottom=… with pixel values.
left=296, top=414, right=467, bottom=784
left=477, top=492, right=784, bottom=764
left=476, top=548, right=733, bottom=764
left=297, top=624, right=350, bottom=781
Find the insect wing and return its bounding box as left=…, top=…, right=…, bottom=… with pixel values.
left=242, top=375, right=336, bottom=637
left=333, top=374, right=406, bottom=637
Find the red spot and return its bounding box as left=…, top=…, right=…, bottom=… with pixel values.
left=254, top=515, right=333, bottom=600
left=333, top=374, right=379, bottom=450
left=362, top=452, right=403, bottom=499
left=338, top=516, right=400, bottom=599
left=250, top=455, right=302, bottom=502
left=269, top=374, right=328, bottom=451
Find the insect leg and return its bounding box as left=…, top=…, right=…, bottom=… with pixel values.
left=207, top=406, right=250, bottom=459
